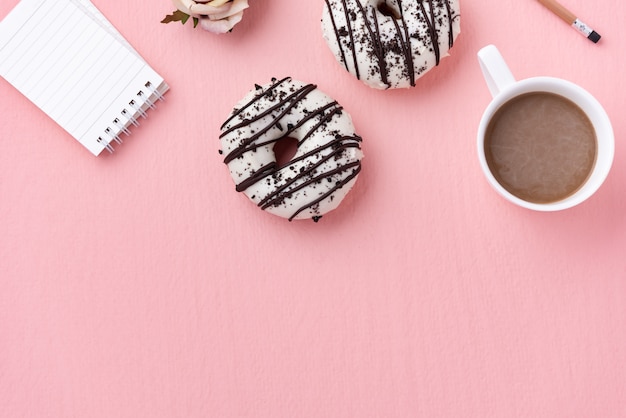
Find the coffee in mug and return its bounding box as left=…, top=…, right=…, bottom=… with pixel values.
left=484, top=91, right=597, bottom=204
left=476, top=45, right=613, bottom=211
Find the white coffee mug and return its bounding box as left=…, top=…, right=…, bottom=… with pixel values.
left=476, top=44, right=614, bottom=211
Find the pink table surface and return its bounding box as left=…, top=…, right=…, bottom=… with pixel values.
left=1, top=1, right=625, bottom=417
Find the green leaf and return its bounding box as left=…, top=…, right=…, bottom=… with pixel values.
left=161, top=10, right=191, bottom=25
left=193, top=17, right=199, bottom=28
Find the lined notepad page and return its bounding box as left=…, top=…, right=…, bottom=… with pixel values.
left=0, top=0, right=168, bottom=156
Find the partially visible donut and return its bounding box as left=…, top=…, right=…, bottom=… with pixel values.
left=219, top=77, right=364, bottom=222
left=321, top=0, right=461, bottom=89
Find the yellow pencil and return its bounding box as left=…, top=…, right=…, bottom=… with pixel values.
left=537, top=0, right=601, bottom=43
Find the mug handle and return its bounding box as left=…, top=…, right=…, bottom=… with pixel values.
left=477, top=45, right=516, bottom=98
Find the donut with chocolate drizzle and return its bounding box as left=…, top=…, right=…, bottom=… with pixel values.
left=219, top=77, right=364, bottom=221
left=321, top=0, right=461, bottom=89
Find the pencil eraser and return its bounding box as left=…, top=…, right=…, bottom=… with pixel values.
left=588, top=31, right=601, bottom=43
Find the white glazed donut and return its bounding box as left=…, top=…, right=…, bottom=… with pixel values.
left=219, top=77, right=364, bottom=222
left=321, top=0, right=461, bottom=89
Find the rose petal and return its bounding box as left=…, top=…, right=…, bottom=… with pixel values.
left=226, top=10, right=244, bottom=25
left=171, top=0, right=247, bottom=33
left=208, top=0, right=248, bottom=20
left=171, top=0, right=194, bottom=15
left=206, top=0, right=232, bottom=7
left=202, top=3, right=232, bottom=15
left=199, top=15, right=236, bottom=33
left=189, top=1, right=230, bottom=15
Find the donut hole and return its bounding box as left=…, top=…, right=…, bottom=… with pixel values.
left=377, top=1, right=401, bottom=20
left=273, top=136, right=299, bottom=168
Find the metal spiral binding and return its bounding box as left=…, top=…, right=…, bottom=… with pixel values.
left=129, top=98, right=147, bottom=119
left=121, top=108, right=140, bottom=127
left=145, top=81, right=165, bottom=102
left=105, top=127, right=123, bottom=145
left=113, top=118, right=131, bottom=136
left=99, top=80, right=161, bottom=154
left=137, top=90, right=156, bottom=110
left=97, top=136, right=115, bottom=154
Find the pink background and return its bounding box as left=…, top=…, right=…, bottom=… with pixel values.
left=1, top=0, right=625, bottom=416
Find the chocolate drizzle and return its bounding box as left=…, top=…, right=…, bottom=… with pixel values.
left=368, top=7, right=389, bottom=86
left=220, top=78, right=363, bottom=221
left=392, top=0, right=416, bottom=86
left=325, top=1, right=350, bottom=74
left=324, top=0, right=459, bottom=89
left=419, top=0, right=440, bottom=65
left=220, top=76, right=290, bottom=130
left=221, top=83, right=318, bottom=163
left=340, top=0, right=361, bottom=80
left=444, top=0, right=455, bottom=48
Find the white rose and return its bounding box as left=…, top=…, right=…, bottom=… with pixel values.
left=171, top=0, right=250, bottom=34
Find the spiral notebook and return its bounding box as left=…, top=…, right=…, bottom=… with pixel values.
left=0, top=0, right=169, bottom=156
